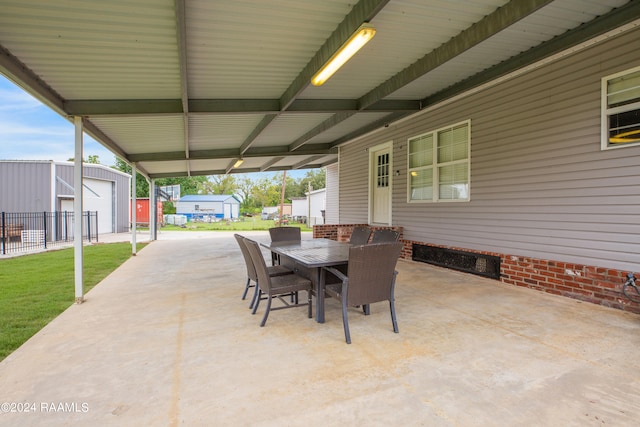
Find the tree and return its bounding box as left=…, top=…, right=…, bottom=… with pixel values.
left=251, top=175, right=281, bottom=208
left=235, top=175, right=259, bottom=214
left=202, top=174, right=237, bottom=195
left=302, top=168, right=326, bottom=191
left=112, top=159, right=210, bottom=198
left=112, top=158, right=149, bottom=198
left=67, top=155, right=101, bottom=164
left=156, top=176, right=208, bottom=196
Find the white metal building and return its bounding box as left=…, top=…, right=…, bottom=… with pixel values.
left=308, top=189, right=326, bottom=226
left=175, top=194, right=240, bottom=221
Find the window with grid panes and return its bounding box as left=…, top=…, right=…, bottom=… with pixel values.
left=602, top=66, right=640, bottom=149
left=407, top=120, right=470, bottom=202
left=377, top=152, right=389, bottom=188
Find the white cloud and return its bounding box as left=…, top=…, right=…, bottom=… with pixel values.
left=0, top=87, right=42, bottom=112
left=0, top=76, right=117, bottom=165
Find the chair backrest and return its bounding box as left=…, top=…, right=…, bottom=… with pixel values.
left=234, top=234, right=257, bottom=282
left=345, top=242, right=403, bottom=306
left=349, top=226, right=371, bottom=245
left=370, top=229, right=400, bottom=243
left=269, top=226, right=301, bottom=242
left=244, top=238, right=273, bottom=292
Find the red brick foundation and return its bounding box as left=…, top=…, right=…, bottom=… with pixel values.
left=313, top=225, right=640, bottom=315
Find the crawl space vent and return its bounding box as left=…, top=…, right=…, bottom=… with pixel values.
left=412, top=244, right=501, bottom=280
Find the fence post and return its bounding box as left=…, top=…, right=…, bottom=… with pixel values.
left=1, top=212, right=5, bottom=255
left=86, top=211, right=90, bottom=242
left=43, top=211, right=47, bottom=249
left=95, top=211, right=99, bottom=243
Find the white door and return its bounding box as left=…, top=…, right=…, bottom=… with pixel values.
left=369, top=142, right=392, bottom=225
left=84, top=179, right=114, bottom=233
left=63, top=179, right=114, bottom=234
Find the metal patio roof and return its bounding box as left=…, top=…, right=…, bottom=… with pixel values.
left=1, top=0, right=639, bottom=179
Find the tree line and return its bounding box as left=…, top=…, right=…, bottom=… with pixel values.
left=110, top=158, right=325, bottom=215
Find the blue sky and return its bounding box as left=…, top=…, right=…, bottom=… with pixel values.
left=0, top=74, right=308, bottom=179
left=0, top=75, right=117, bottom=165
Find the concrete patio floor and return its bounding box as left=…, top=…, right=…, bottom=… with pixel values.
left=1, top=231, right=639, bottom=426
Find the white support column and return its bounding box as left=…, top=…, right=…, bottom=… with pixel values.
left=50, top=161, right=57, bottom=239
left=150, top=178, right=157, bottom=241
left=131, top=163, right=137, bottom=255
left=73, top=117, right=84, bottom=304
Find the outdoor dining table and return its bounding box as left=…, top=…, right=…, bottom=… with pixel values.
left=261, top=238, right=350, bottom=323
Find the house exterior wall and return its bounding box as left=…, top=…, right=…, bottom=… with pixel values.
left=0, top=160, right=52, bottom=212
left=309, top=189, right=326, bottom=225
left=324, top=163, right=339, bottom=224
left=291, top=198, right=307, bottom=217
left=337, top=26, right=640, bottom=313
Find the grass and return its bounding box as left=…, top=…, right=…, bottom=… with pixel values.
left=0, top=242, right=146, bottom=361
left=161, top=218, right=312, bottom=232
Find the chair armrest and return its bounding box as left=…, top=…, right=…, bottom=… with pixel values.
left=324, top=266, right=347, bottom=283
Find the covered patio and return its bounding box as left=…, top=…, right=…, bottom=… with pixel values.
left=1, top=231, right=639, bottom=426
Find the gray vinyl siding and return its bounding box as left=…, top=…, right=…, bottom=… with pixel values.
left=337, top=141, right=372, bottom=224
left=338, top=27, right=640, bottom=272
left=0, top=161, right=52, bottom=212
left=324, top=163, right=339, bottom=224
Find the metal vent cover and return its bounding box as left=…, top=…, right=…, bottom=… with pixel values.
left=412, top=244, right=501, bottom=280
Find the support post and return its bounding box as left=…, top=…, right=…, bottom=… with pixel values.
left=150, top=178, right=157, bottom=241
left=131, top=163, right=137, bottom=255
left=73, top=117, right=84, bottom=304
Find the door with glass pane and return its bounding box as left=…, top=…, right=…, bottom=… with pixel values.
left=369, top=142, right=392, bottom=225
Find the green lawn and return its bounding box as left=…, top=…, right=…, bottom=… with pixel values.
left=0, top=242, right=146, bottom=361
left=162, top=218, right=312, bottom=232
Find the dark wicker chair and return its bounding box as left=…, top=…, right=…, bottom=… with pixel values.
left=323, top=242, right=403, bottom=344
left=370, top=229, right=400, bottom=243
left=349, top=226, right=371, bottom=245
left=234, top=234, right=293, bottom=309
left=245, top=238, right=313, bottom=326
left=268, top=226, right=301, bottom=265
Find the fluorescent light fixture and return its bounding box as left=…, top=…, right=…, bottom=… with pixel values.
left=233, top=158, right=244, bottom=168
left=311, top=23, right=376, bottom=86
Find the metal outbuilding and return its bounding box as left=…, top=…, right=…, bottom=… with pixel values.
left=0, top=160, right=130, bottom=234
left=175, top=194, right=240, bottom=221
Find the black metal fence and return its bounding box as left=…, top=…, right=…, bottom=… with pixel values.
left=0, top=211, right=98, bottom=255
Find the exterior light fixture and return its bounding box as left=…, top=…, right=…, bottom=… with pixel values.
left=311, top=23, right=376, bottom=86
left=233, top=158, right=244, bottom=168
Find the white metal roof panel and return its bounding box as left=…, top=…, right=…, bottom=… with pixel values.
left=186, top=0, right=355, bottom=98
left=299, top=0, right=510, bottom=100
left=1, top=0, right=636, bottom=178
left=90, top=116, right=185, bottom=154
left=386, top=0, right=632, bottom=100
left=0, top=0, right=180, bottom=100
left=251, top=113, right=335, bottom=147
left=189, top=115, right=266, bottom=151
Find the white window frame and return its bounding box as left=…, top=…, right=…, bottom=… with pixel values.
left=407, top=120, right=470, bottom=203
left=601, top=65, right=640, bottom=150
